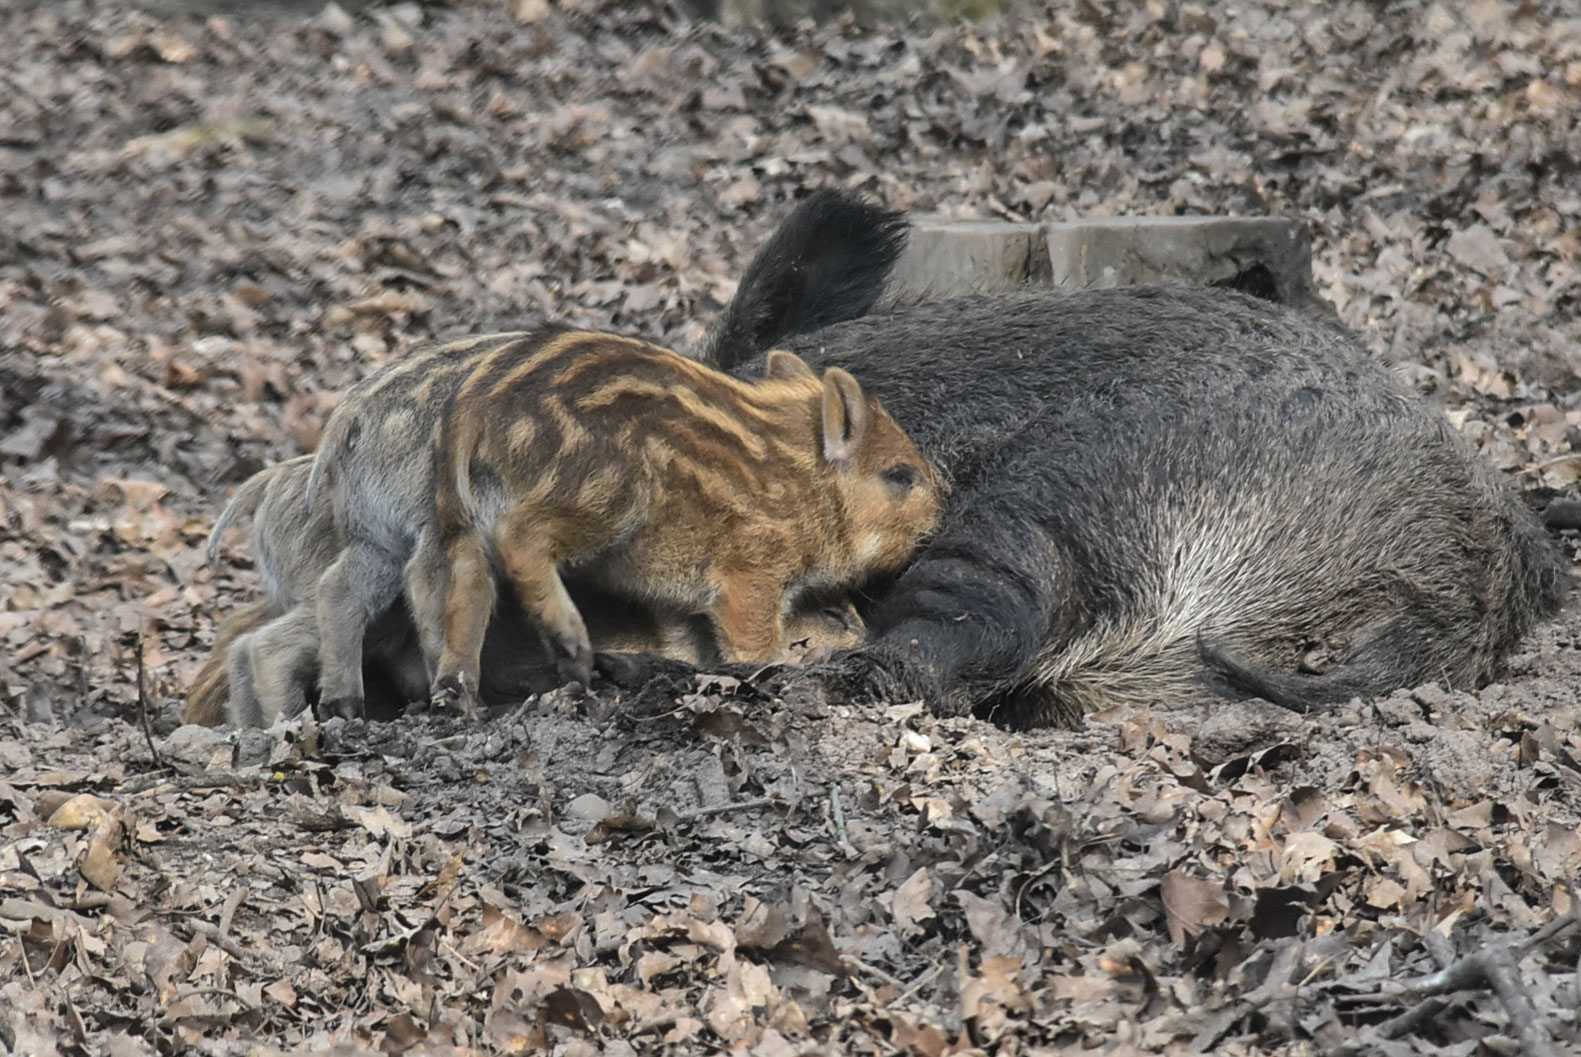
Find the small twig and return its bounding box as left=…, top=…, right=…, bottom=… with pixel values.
left=1518, top=453, right=1581, bottom=476
left=894, top=963, right=944, bottom=1005
left=1297, top=955, right=1336, bottom=988
left=1366, top=996, right=1450, bottom=1043
left=829, top=785, right=857, bottom=858
left=630, top=1011, right=680, bottom=1037
left=1483, top=944, right=1559, bottom=1057
left=119, top=770, right=278, bottom=796
left=1519, top=894, right=1581, bottom=957
left=440, top=937, right=482, bottom=974
left=19, top=933, right=37, bottom=986
left=844, top=957, right=906, bottom=991
left=830, top=785, right=848, bottom=841
left=1573, top=938, right=1580, bottom=1015
left=136, top=634, right=164, bottom=769
left=630, top=701, right=691, bottom=723
left=678, top=797, right=775, bottom=822
left=74, top=634, right=89, bottom=704
left=182, top=918, right=261, bottom=967
left=60, top=988, right=87, bottom=1039
left=171, top=986, right=252, bottom=1011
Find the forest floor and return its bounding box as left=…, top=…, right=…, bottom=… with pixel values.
left=3, top=0, right=1581, bottom=1054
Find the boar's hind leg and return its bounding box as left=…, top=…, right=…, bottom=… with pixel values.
left=315, top=542, right=403, bottom=721
left=1198, top=610, right=1457, bottom=714
left=224, top=633, right=265, bottom=728
left=854, top=509, right=1067, bottom=718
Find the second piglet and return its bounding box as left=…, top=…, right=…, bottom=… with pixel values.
left=418, top=328, right=942, bottom=710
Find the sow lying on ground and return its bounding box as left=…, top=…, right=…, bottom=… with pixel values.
left=664, top=191, right=1566, bottom=725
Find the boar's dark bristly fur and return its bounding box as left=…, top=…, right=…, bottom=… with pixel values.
left=694, top=198, right=1565, bottom=725
left=693, top=190, right=910, bottom=366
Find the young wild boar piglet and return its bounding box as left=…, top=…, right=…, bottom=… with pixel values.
left=191, top=453, right=868, bottom=727
left=308, top=332, right=882, bottom=719
left=423, top=328, right=941, bottom=709
left=190, top=455, right=429, bottom=727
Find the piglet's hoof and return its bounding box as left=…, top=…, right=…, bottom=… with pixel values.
left=429, top=674, right=481, bottom=720
left=555, top=650, right=594, bottom=691
left=593, top=651, right=698, bottom=691
left=319, top=695, right=366, bottom=722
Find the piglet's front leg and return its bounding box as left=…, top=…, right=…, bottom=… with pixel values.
left=489, top=507, right=596, bottom=690
left=708, top=568, right=788, bottom=665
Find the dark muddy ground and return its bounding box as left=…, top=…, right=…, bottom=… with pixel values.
left=3, top=1, right=1580, bottom=1054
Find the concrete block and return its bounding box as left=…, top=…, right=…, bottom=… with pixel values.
left=886, top=214, right=1317, bottom=309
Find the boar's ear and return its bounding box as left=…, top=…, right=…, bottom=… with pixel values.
left=821, top=368, right=869, bottom=465
left=765, top=350, right=816, bottom=380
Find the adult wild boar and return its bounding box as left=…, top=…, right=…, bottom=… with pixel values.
left=619, top=192, right=1565, bottom=726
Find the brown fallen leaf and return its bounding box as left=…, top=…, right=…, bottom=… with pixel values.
left=1160, top=869, right=1229, bottom=946
left=48, top=793, right=118, bottom=830
left=888, top=866, right=936, bottom=935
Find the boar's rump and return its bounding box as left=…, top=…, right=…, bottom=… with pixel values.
left=653, top=191, right=1566, bottom=726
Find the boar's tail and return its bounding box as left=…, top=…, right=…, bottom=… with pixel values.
left=1197, top=631, right=1421, bottom=714
left=694, top=189, right=910, bottom=370
left=206, top=468, right=277, bottom=568
left=183, top=599, right=276, bottom=726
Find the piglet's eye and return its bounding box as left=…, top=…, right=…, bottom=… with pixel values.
left=881, top=464, right=919, bottom=491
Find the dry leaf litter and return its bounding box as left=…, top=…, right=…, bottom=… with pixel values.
left=2, top=0, right=1581, bottom=1053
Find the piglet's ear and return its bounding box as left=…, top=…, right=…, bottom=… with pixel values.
left=765, top=350, right=816, bottom=380
left=821, top=368, right=869, bottom=465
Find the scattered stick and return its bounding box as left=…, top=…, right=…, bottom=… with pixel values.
left=135, top=633, right=164, bottom=770
left=183, top=918, right=261, bottom=967
left=1338, top=922, right=1573, bottom=1057
left=830, top=785, right=857, bottom=858
left=845, top=957, right=906, bottom=992
left=1359, top=996, right=1450, bottom=1046
left=171, top=986, right=252, bottom=1011
left=678, top=797, right=775, bottom=822
left=119, top=770, right=279, bottom=796
left=1482, top=945, right=1558, bottom=1057
left=894, top=963, right=945, bottom=1005
left=1519, top=896, right=1581, bottom=957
